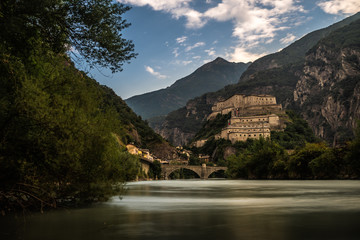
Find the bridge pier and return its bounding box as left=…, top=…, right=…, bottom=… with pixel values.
left=201, top=164, right=207, bottom=179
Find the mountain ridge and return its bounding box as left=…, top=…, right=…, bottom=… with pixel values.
left=240, top=12, right=360, bottom=82
left=125, top=57, right=250, bottom=119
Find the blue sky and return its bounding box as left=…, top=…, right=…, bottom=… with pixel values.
left=78, top=0, right=360, bottom=99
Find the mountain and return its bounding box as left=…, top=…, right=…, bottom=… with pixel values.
left=293, top=18, right=360, bottom=144
left=156, top=13, right=360, bottom=146
left=125, top=57, right=250, bottom=119
left=240, top=12, right=360, bottom=81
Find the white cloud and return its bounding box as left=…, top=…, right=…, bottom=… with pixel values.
left=119, top=0, right=206, bottom=29
left=202, top=0, right=305, bottom=62
left=205, top=48, right=216, bottom=57
left=204, top=0, right=303, bottom=46
left=226, top=47, right=267, bottom=63
left=171, top=60, right=193, bottom=66
left=317, top=0, right=360, bottom=15
left=145, top=65, right=167, bottom=79
left=176, top=36, right=187, bottom=44
left=280, top=33, right=296, bottom=44
left=182, top=60, right=193, bottom=66
left=121, top=0, right=307, bottom=62
left=185, top=42, right=205, bottom=52
left=172, top=48, right=180, bottom=57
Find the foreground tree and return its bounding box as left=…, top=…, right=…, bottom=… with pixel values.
left=0, top=0, right=139, bottom=213
left=226, top=138, right=288, bottom=179
left=0, top=0, right=136, bottom=72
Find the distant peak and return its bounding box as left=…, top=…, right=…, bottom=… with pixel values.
left=213, top=57, right=227, bottom=63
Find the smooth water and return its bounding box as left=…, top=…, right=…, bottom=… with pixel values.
left=2, top=180, right=360, bottom=240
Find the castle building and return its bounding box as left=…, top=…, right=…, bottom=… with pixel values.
left=195, top=94, right=284, bottom=146
left=215, top=114, right=280, bottom=143
left=208, top=94, right=282, bottom=119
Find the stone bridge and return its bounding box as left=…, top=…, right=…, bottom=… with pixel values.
left=161, top=164, right=227, bottom=180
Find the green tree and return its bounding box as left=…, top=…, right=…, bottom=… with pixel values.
left=271, top=110, right=318, bottom=149
left=149, top=160, right=162, bottom=180
left=309, top=149, right=338, bottom=179
left=0, top=0, right=136, bottom=72
left=226, top=138, right=287, bottom=179
left=245, top=138, right=287, bottom=179
left=226, top=153, right=248, bottom=179
left=0, top=38, right=143, bottom=212
left=288, top=142, right=329, bottom=179
left=345, top=121, right=360, bottom=177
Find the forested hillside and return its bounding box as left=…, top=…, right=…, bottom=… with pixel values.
left=0, top=0, right=171, bottom=213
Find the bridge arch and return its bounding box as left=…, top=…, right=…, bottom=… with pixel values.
left=162, top=166, right=202, bottom=180
left=207, top=168, right=226, bottom=178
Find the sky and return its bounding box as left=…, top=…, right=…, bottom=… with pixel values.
left=76, top=0, right=360, bottom=99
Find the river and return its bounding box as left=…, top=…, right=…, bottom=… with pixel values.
left=2, top=180, right=360, bottom=240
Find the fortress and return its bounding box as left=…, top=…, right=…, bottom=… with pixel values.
left=195, top=94, right=284, bottom=146
left=208, top=94, right=283, bottom=119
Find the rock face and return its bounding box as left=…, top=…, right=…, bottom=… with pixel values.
left=294, top=41, right=360, bottom=144
left=155, top=94, right=218, bottom=146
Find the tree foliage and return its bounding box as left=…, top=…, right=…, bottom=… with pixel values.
left=0, top=0, right=162, bottom=213
left=271, top=110, right=318, bottom=149
left=0, top=42, right=142, bottom=212
left=0, top=0, right=136, bottom=72
left=226, top=138, right=288, bottom=179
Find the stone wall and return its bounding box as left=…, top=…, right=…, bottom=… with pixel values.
left=212, top=94, right=278, bottom=112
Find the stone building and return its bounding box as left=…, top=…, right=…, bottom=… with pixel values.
left=194, top=94, right=284, bottom=145
left=208, top=94, right=282, bottom=119
left=215, top=114, right=280, bottom=143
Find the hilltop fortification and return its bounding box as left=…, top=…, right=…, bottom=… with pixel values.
left=195, top=94, right=285, bottom=146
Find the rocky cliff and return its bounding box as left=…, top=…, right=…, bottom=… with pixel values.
left=294, top=19, right=360, bottom=144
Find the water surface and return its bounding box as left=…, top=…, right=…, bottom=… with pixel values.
left=2, top=180, right=360, bottom=240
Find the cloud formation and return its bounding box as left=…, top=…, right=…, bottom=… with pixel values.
left=119, top=0, right=207, bottom=28
left=176, top=36, right=188, bottom=44
left=205, top=48, right=216, bottom=57
left=280, top=33, right=296, bottom=44
left=185, top=42, right=205, bottom=52
left=226, top=47, right=266, bottom=63
left=203, top=0, right=305, bottom=61
left=119, top=0, right=305, bottom=62
left=317, top=0, right=360, bottom=15
left=120, top=0, right=359, bottom=62
left=145, top=66, right=167, bottom=79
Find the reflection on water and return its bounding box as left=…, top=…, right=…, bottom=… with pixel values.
left=2, top=180, right=360, bottom=240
